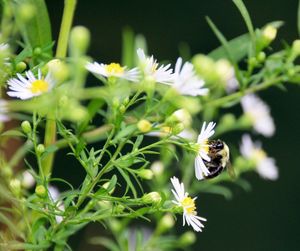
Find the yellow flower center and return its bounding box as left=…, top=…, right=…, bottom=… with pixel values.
left=30, top=79, right=49, bottom=94
left=253, top=149, right=266, bottom=162
left=105, top=63, right=124, bottom=75
left=161, top=126, right=172, bottom=133
left=181, top=197, right=196, bottom=215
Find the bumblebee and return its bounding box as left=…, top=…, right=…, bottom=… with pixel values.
left=203, top=139, right=233, bottom=179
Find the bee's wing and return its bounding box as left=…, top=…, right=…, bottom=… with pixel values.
left=226, top=161, right=236, bottom=179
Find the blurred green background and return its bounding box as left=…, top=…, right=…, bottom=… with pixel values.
left=46, top=0, right=300, bottom=250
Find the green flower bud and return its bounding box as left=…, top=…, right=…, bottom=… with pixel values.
left=220, top=113, right=236, bottom=128
left=16, top=62, right=27, bottom=73
left=238, top=114, right=253, bottom=128
left=292, top=40, right=300, bottom=56
left=18, top=3, right=36, bottom=22
left=114, top=204, right=125, bottom=213
left=70, top=26, right=90, bottom=56
left=179, top=231, right=196, bottom=246
left=35, top=185, right=47, bottom=198
left=142, top=192, right=162, bottom=204
left=33, top=47, right=42, bottom=56
left=21, top=121, right=32, bottom=134
left=257, top=52, right=266, bottom=63
left=262, top=25, right=277, bottom=43
left=192, top=54, right=215, bottom=78
left=248, top=57, right=258, bottom=67
left=119, top=104, right=126, bottom=114
left=9, top=179, right=21, bottom=195
left=46, top=59, right=70, bottom=83
left=36, top=144, right=45, bottom=155
left=138, top=169, right=154, bottom=180
left=137, top=119, right=152, bottom=133
left=112, top=98, right=120, bottom=108
left=157, top=213, right=175, bottom=233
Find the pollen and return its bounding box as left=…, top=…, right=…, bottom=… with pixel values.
left=30, top=79, right=49, bottom=94
left=181, top=197, right=196, bottom=215
left=254, top=149, right=266, bottom=162
left=105, top=63, right=124, bottom=75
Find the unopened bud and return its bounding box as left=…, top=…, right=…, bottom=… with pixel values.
left=257, top=52, right=266, bottom=63
left=138, top=169, right=154, bottom=180
left=262, top=25, right=277, bottom=42
left=36, top=144, right=45, bottom=155
left=46, top=59, right=69, bottom=83
left=292, top=40, right=300, bottom=55
left=167, top=109, right=191, bottom=127
left=142, top=192, right=162, bottom=204
left=16, top=62, right=27, bottom=73
left=10, top=179, right=21, bottom=195
left=21, top=120, right=31, bottom=134
left=192, top=54, right=215, bottom=77
left=157, top=213, right=175, bottom=233
left=70, top=26, right=90, bottom=56
left=137, top=119, right=152, bottom=133
left=35, top=185, right=47, bottom=198
left=150, top=161, right=164, bottom=176
left=119, top=104, right=126, bottom=114
left=179, top=231, right=196, bottom=246
left=19, top=3, right=36, bottom=22
left=21, top=170, right=35, bottom=189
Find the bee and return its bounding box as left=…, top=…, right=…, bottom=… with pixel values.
left=203, top=139, right=234, bottom=179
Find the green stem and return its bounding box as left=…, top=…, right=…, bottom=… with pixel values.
left=205, top=76, right=283, bottom=108
left=56, top=0, right=77, bottom=58
left=42, top=0, right=77, bottom=176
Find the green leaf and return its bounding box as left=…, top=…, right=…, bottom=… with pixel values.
left=116, top=167, right=137, bottom=198
left=208, top=34, right=250, bottom=62
left=122, top=26, right=135, bottom=68
left=12, top=0, right=52, bottom=54
left=232, top=0, right=255, bottom=56
left=112, top=124, right=137, bottom=144
left=0, top=129, right=25, bottom=138
left=133, top=135, right=144, bottom=151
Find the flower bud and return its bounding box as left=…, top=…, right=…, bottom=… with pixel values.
left=138, top=169, right=154, bottom=180
left=21, top=170, right=35, bottom=189
left=167, top=109, right=191, bottom=127
left=137, top=119, right=152, bottom=133
left=142, top=192, right=162, bottom=204
left=36, top=144, right=45, bottom=155
left=16, top=62, right=27, bottom=73
left=192, top=54, right=215, bottom=78
left=119, top=104, right=126, bottom=114
left=70, top=26, right=90, bottom=56
left=102, top=181, right=115, bottom=194
left=35, top=185, right=47, bottom=198
left=262, top=25, right=277, bottom=43
left=18, top=3, right=36, bottom=22
left=292, top=40, right=300, bottom=56
left=21, top=120, right=31, bottom=134
left=46, top=59, right=70, bottom=83
left=150, top=161, right=164, bottom=176
left=220, top=113, right=236, bottom=128
left=257, top=51, right=266, bottom=63
left=179, top=231, right=196, bottom=246
left=157, top=213, right=175, bottom=233
left=10, top=179, right=21, bottom=195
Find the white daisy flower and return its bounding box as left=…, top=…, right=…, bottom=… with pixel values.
left=137, top=48, right=174, bottom=84
left=173, top=57, right=208, bottom=96
left=86, top=61, right=140, bottom=82
left=241, top=94, right=275, bottom=137
left=240, top=134, right=278, bottom=180
left=194, top=121, right=216, bottom=180
left=170, top=176, right=206, bottom=232
left=0, top=99, right=9, bottom=122
left=7, top=69, right=55, bottom=100
left=48, top=186, right=65, bottom=223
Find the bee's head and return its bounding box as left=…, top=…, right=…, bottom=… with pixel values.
left=209, top=139, right=224, bottom=151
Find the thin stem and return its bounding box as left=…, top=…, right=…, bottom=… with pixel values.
left=42, top=0, right=77, bottom=176
left=205, top=76, right=284, bottom=108
left=56, top=0, right=77, bottom=58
